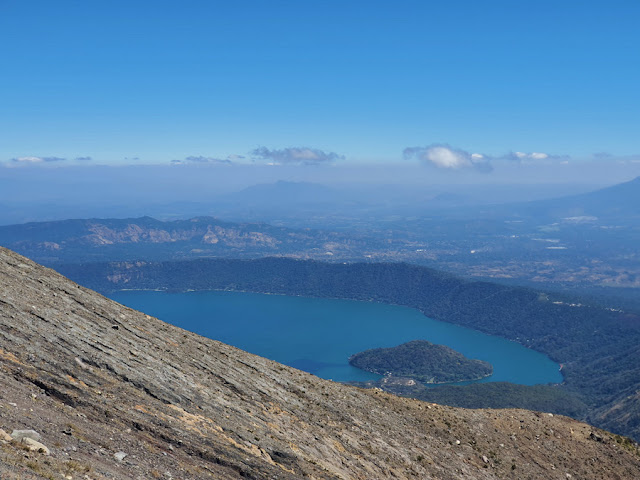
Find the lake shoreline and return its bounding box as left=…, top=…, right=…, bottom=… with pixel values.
left=109, top=289, right=563, bottom=386
left=112, top=286, right=559, bottom=362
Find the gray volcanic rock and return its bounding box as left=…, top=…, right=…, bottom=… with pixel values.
left=1, top=246, right=639, bottom=479
left=0, top=216, right=352, bottom=264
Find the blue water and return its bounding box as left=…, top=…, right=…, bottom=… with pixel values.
left=109, top=290, right=563, bottom=385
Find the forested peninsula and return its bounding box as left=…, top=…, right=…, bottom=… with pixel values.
left=57, top=257, right=640, bottom=441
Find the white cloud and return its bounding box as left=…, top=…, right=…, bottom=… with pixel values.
left=502, top=151, right=568, bottom=162
left=426, top=146, right=471, bottom=168
left=402, top=144, right=573, bottom=173
left=403, top=144, right=492, bottom=172
left=10, top=156, right=65, bottom=164
left=171, top=156, right=233, bottom=165
left=251, top=147, right=344, bottom=165
left=14, top=156, right=44, bottom=163
left=530, top=152, right=549, bottom=160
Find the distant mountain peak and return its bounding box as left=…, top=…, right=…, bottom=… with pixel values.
left=222, top=180, right=339, bottom=207
left=506, top=175, right=640, bottom=219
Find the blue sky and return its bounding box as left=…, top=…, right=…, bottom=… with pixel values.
left=1, top=0, right=639, bottom=178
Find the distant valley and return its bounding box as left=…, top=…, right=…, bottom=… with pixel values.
left=1, top=178, right=639, bottom=311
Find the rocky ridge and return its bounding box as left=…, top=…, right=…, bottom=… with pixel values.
left=0, top=216, right=358, bottom=264
left=1, top=246, right=640, bottom=479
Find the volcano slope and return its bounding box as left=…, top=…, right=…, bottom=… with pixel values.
left=1, top=246, right=639, bottom=480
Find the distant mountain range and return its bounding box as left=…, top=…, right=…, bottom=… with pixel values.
left=493, top=176, right=640, bottom=220
left=0, top=176, right=623, bottom=227
left=223, top=180, right=347, bottom=207
left=214, top=180, right=611, bottom=220
left=0, top=216, right=364, bottom=265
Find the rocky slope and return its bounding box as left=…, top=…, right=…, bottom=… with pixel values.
left=1, top=247, right=639, bottom=479
left=0, top=216, right=365, bottom=264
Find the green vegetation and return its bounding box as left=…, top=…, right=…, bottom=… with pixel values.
left=349, top=340, right=493, bottom=384
left=402, top=382, right=588, bottom=419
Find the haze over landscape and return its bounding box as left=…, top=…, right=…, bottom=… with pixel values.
left=2, top=1, right=640, bottom=479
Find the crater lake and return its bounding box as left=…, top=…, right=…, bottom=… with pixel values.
left=110, top=290, right=563, bottom=385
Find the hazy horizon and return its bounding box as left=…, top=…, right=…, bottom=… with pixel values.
left=0, top=162, right=632, bottom=226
